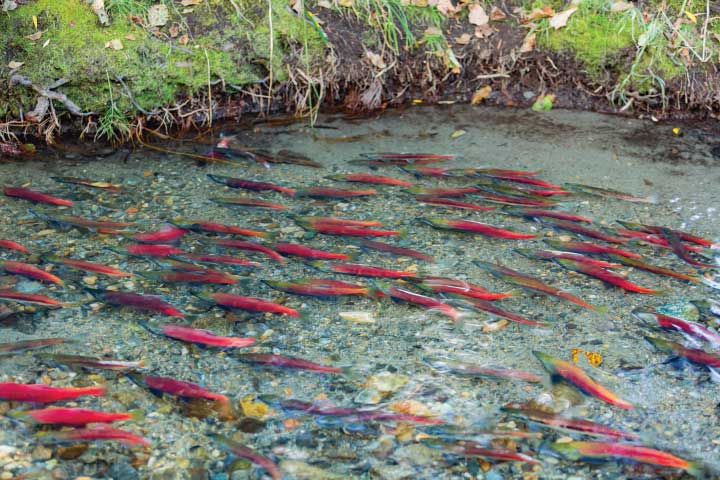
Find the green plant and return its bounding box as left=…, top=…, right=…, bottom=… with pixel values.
left=96, top=72, right=130, bottom=143
left=335, top=0, right=414, bottom=52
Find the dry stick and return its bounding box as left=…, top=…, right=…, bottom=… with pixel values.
left=267, top=0, right=274, bottom=116
left=204, top=48, right=213, bottom=127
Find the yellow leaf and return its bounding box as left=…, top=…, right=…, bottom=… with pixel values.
left=32, top=15, right=37, bottom=29
left=471, top=85, right=492, bottom=104
left=240, top=396, right=271, bottom=418
left=684, top=10, right=697, bottom=23
left=520, top=32, right=536, bottom=53
left=450, top=129, right=466, bottom=139
left=181, top=0, right=202, bottom=5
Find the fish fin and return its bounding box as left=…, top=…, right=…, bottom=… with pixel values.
left=685, top=461, right=706, bottom=478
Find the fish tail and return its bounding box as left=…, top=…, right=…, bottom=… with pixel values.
left=685, top=461, right=705, bottom=478
left=129, top=408, right=145, bottom=422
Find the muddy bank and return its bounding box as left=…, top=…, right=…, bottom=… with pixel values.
left=1, top=0, right=719, bottom=145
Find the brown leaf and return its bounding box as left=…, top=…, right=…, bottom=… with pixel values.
left=526, top=5, right=555, bottom=21
left=520, top=32, right=536, bottom=53
left=471, top=85, right=492, bottom=104
left=455, top=33, right=472, bottom=45
left=468, top=4, right=488, bottom=26
left=474, top=24, right=493, bottom=38
left=610, top=0, right=633, bottom=12
left=178, top=34, right=189, bottom=45
left=168, top=24, right=179, bottom=37
left=549, top=7, right=577, bottom=29
left=7, top=61, right=23, bottom=70
left=105, top=39, right=123, bottom=50
left=24, top=30, right=43, bottom=41
left=125, top=33, right=136, bottom=41
left=490, top=6, right=507, bottom=21
left=433, top=0, right=457, bottom=16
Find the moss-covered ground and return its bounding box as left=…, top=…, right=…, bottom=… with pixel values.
left=0, top=0, right=718, bottom=143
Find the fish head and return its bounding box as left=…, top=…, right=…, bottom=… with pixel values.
left=192, top=291, right=217, bottom=304
left=644, top=335, right=676, bottom=353
left=547, top=441, right=581, bottom=460
left=532, top=351, right=558, bottom=374
left=631, top=309, right=657, bottom=324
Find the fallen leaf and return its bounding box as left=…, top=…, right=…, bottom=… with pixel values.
left=24, top=30, right=43, bottom=41
left=105, top=39, right=123, bottom=50
left=471, top=85, right=492, bottom=104
left=520, top=32, right=536, bottom=53
left=468, top=4, right=488, bottom=26
left=366, top=50, right=386, bottom=69
left=532, top=93, right=555, bottom=112
left=450, top=129, right=466, bottom=139
left=474, top=24, right=493, bottom=38
left=125, top=33, right=136, bottom=41
left=1, top=0, right=18, bottom=12
left=610, top=0, right=633, bottom=12
left=549, top=7, right=577, bottom=29
left=180, top=0, right=202, bottom=5
left=7, top=61, right=24, bottom=69
left=318, top=0, right=334, bottom=7
left=433, top=0, right=457, bottom=16
left=490, top=6, right=507, bottom=20
left=32, top=15, right=37, bottom=29
left=148, top=3, right=169, bottom=27
left=684, top=10, right=697, bottom=23
left=455, top=33, right=472, bottom=44
left=178, top=34, right=189, bottom=45
left=289, top=0, right=303, bottom=14
left=168, top=24, right=179, bottom=38
left=338, top=0, right=353, bottom=6
left=339, top=311, right=375, bottom=324
left=525, top=5, right=554, bottom=20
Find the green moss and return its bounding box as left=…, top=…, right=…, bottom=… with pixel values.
left=540, top=9, right=634, bottom=78
left=0, top=0, right=325, bottom=130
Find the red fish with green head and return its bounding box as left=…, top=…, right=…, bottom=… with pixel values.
left=474, top=260, right=596, bottom=310
left=141, top=375, right=229, bottom=404
left=540, top=219, right=629, bottom=243
left=237, top=353, right=342, bottom=373
left=132, top=225, right=187, bottom=244
left=170, top=219, right=268, bottom=237
left=123, top=244, right=185, bottom=257
left=0, top=239, right=29, bottom=253
left=415, top=196, right=496, bottom=211
left=504, top=207, right=593, bottom=223
left=555, top=258, right=662, bottom=294
left=209, top=239, right=285, bottom=262
left=377, top=284, right=462, bottom=320
left=12, top=407, right=139, bottom=426
left=326, top=173, right=413, bottom=186
left=356, top=238, right=434, bottom=262
left=155, top=324, right=255, bottom=349
left=501, top=402, right=638, bottom=439
left=617, top=220, right=715, bottom=247
left=533, top=351, right=634, bottom=409
left=422, top=217, right=536, bottom=239
left=4, top=186, right=74, bottom=206
left=41, top=255, right=133, bottom=277
left=0, top=338, right=70, bottom=354
left=263, top=278, right=374, bottom=298
left=274, top=242, right=349, bottom=260
left=198, top=291, right=299, bottom=317
left=207, top=174, right=296, bottom=196
left=0, top=261, right=63, bottom=285
left=633, top=310, right=720, bottom=347
left=549, top=441, right=702, bottom=477
left=515, top=248, right=621, bottom=269
left=645, top=335, right=720, bottom=369
left=317, top=261, right=416, bottom=279
left=544, top=239, right=640, bottom=258
left=213, top=435, right=282, bottom=480
left=0, top=289, right=65, bottom=307
left=37, top=425, right=150, bottom=447
left=0, top=383, right=105, bottom=403
left=606, top=254, right=701, bottom=283
left=89, top=289, right=184, bottom=317
left=417, top=276, right=512, bottom=301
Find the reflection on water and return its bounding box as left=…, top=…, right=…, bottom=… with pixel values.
left=0, top=106, right=719, bottom=479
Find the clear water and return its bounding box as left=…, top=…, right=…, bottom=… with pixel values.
left=0, top=105, right=719, bottom=479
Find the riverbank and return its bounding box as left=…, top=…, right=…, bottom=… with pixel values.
left=1, top=0, right=719, bottom=145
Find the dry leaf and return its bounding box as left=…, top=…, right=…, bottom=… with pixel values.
left=24, top=30, right=43, bottom=41
left=289, top=0, right=303, bottom=14
left=148, top=4, right=169, bottom=27
left=125, top=33, right=136, bottom=41
left=433, top=0, right=457, bottom=16
left=474, top=24, right=493, bottom=38
left=490, top=6, right=507, bottom=21
left=455, top=33, right=471, bottom=44
left=7, top=61, right=23, bottom=70
left=471, top=85, right=492, bottom=104
left=178, top=34, right=189, bottom=45
left=450, top=129, right=466, bottom=139
left=366, top=50, right=386, bottom=69
left=468, top=4, right=489, bottom=26
left=32, top=15, right=37, bottom=29
left=549, top=7, right=577, bottom=29
left=520, top=32, right=536, bottom=53
left=339, top=0, right=353, bottom=6
left=610, top=0, right=633, bottom=12
left=526, top=6, right=554, bottom=20
left=105, top=39, right=123, bottom=50
left=168, top=24, right=179, bottom=37
left=180, top=0, right=202, bottom=5
left=684, top=10, right=697, bottom=23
